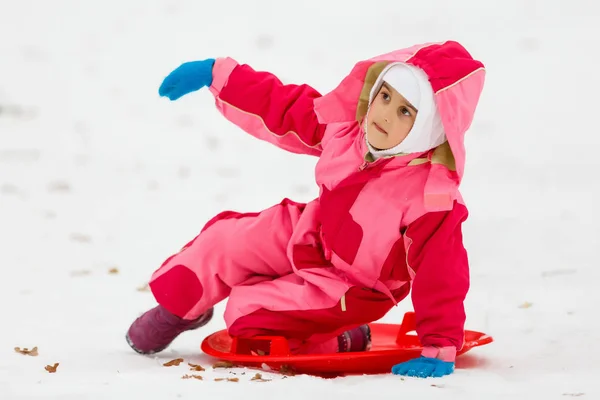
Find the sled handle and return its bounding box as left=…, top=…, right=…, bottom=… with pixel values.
left=230, top=335, right=291, bottom=357
left=396, top=312, right=417, bottom=345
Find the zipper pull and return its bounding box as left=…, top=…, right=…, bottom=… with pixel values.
left=358, top=161, right=368, bottom=171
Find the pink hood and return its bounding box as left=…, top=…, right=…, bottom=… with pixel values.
left=314, top=41, right=486, bottom=210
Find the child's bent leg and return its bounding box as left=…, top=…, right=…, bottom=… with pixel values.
left=149, top=200, right=304, bottom=320
left=127, top=200, right=305, bottom=354
left=226, top=285, right=407, bottom=354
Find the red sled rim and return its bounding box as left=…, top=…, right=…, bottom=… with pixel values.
left=201, top=312, right=493, bottom=376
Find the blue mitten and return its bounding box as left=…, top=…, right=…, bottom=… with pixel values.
left=391, top=356, right=454, bottom=378
left=158, top=59, right=216, bottom=101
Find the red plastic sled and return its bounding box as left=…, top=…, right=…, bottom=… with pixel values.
left=201, top=312, right=493, bottom=376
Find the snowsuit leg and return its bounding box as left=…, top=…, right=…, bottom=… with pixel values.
left=149, top=199, right=304, bottom=320
left=227, top=284, right=409, bottom=354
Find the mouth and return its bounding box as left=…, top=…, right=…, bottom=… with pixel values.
left=373, top=122, right=388, bottom=135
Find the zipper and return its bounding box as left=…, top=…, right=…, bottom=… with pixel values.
left=358, top=151, right=376, bottom=171
left=358, top=152, right=394, bottom=171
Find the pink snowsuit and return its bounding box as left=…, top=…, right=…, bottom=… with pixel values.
left=149, top=41, right=486, bottom=358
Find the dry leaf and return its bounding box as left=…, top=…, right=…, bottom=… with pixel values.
left=163, top=358, right=184, bottom=367
left=215, top=377, right=238, bottom=382
left=212, top=361, right=235, bottom=369
left=136, top=283, right=150, bottom=292
left=48, top=181, right=71, bottom=193
left=69, top=233, right=91, bottom=243
left=45, top=363, right=59, bottom=373
left=182, top=374, right=203, bottom=380
left=147, top=180, right=159, bottom=191
left=188, top=363, right=205, bottom=372
left=14, top=346, right=38, bottom=356
left=279, top=365, right=296, bottom=376
left=42, top=210, right=57, bottom=219
left=70, top=270, right=92, bottom=277
left=519, top=302, right=533, bottom=309
left=251, top=373, right=271, bottom=382
left=108, top=267, right=119, bottom=275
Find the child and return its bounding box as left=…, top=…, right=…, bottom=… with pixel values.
left=126, top=40, right=485, bottom=378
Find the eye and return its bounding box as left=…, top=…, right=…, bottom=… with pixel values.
left=400, top=106, right=411, bottom=117
left=381, top=92, right=391, bottom=102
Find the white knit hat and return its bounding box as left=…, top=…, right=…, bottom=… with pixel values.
left=366, top=63, right=446, bottom=156
left=380, top=64, right=421, bottom=110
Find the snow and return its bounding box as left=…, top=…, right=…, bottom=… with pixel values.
left=1, top=0, right=599, bottom=398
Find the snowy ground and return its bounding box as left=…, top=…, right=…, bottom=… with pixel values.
left=1, top=0, right=599, bottom=398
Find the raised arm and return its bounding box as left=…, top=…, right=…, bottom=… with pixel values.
left=209, top=57, right=326, bottom=156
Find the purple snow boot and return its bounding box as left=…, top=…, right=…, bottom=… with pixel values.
left=338, top=324, right=372, bottom=352
left=126, top=305, right=214, bottom=355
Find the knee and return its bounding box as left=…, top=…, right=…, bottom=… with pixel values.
left=150, top=265, right=204, bottom=318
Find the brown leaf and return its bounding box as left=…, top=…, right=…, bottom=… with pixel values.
left=188, top=363, right=205, bottom=371
left=251, top=373, right=271, bottom=382
left=14, top=346, right=38, bottom=356
left=136, top=283, right=150, bottom=292
left=147, top=180, right=159, bottom=191
left=108, top=267, right=119, bottom=275
left=69, top=233, right=91, bottom=243
left=212, top=361, right=235, bottom=369
left=70, top=270, right=92, bottom=277
left=182, top=374, right=203, bottom=380
left=279, top=365, right=296, bottom=376
left=163, top=358, right=184, bottom=367
left=519, top=302, right=533, bottom=309
left=215, top=377, right=238, bottom=382
left=48, top=181, right=71, bottom=193
left=45, top=363, right=59, bottom=373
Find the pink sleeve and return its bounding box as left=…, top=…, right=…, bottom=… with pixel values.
left=208, top=57, right=325, bottom=157
left=405, top=202, right=470, bottom=361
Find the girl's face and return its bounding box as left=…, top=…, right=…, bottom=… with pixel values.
left=366, top=83, right=418, bottom=150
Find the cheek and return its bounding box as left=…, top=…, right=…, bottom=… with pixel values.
left=408, top=116, right=417, bottom=130
left=392, top=121, right=412, bottom=140
left=367, top=102, right=380, bottom=119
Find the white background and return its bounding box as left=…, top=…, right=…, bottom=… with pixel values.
left=1, top=0, right=598, bottom=398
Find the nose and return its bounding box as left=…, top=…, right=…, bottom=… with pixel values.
left=383, top=110, right=392, bottom=123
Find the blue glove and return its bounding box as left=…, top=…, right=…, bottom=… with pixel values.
left=158, top=59, right=216, bottom=101
left=391, top=356, right=454, bottom=378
